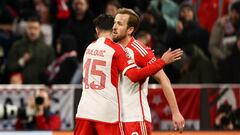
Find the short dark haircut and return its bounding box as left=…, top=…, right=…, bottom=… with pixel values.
left=231, top=1, right=240, bottom=14
left=116, top=8, right=140, bottom=35
left=27, top=16, right=41, bottom=24
left=93, top=14, right=114, bottom=30
left=107, top=0, right=121, bottom=9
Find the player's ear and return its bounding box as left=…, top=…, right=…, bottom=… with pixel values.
left=95, top=27, right=99, bottom=36
left=127, top=27, right=134, bottom=35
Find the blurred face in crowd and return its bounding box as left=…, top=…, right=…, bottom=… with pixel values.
left=230, top=10, right=240, bottom=26
left=10, top=73, right=23, bottom=84
left=237, top=37, right=240, bottom=49
left=34, top=0, right=50, bottom=23
left=73, top=0, right=88, bottom=19
left=105, top=4, right=118, bottom=17
left=180, top=6, right=194, bottom=21
left=112, top=14, right=133, bottom=42
left=26, top=21, right=41, bottom=41
left=136, top=32, right=151, bottom=46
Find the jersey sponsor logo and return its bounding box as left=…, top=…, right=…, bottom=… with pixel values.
left=85, top=49, right=106, bottom=57
left=148, top=57, right=156, bottom=65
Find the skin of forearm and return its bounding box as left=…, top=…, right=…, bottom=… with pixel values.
left=153, top=70, right=180, bottom=114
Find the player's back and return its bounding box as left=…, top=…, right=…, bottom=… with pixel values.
left=76, top=37, right=124, bottom=123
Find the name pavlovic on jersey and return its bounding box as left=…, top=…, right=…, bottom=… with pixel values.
left=120, top=38, right=158, bottom=123
left=76, top=37, right=165, bottom=123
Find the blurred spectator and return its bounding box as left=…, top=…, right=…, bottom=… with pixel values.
left=10, top=72, right=23, bottom=84
left=136, top=31, right=152, bottom=47
left=7, top=17, right=55, bottom=84
left=166, top=2, right=209, bottom=57
left=34, top=0, right=53, bottom=46
left=46, top=34, right=78, bottom=84
left=209, top=1, right=240, bottom=82
left=196, top=0, right=232, bottom=33
left=16, top=89, right=61, bottom=130
left=50, top=0, right=71, bottom=48
left=0, top=46, right=6, bottom=83
left=88, top=0, right=108, bottom=16
left=178, top=45, right=216, bottom=83
left=63, top=0, right=95, bottom=62
left=217, top=29, right=240, bottom=83
left=105, top=0, right=121, bottom=17
left=149, top=0, right=179, bottom=29
left=138, top=9, right=167, bottom=53
left=0, top=0, right=16, bottom=61
left=12, top=0, right=53, bottom=46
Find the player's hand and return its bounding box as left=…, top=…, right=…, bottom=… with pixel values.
left=161, top=48, right=183, bottom=64
left=172, top=111, right=185, bottom=133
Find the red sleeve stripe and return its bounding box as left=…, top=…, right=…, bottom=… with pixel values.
left=132, top=42, right=148, bottom=56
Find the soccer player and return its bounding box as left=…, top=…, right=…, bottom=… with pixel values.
left=74, top=14, right=183, bottom=135
left=112, top=8, right=185, bottom=134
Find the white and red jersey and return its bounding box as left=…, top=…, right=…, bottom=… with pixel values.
left=120, top=38, right=157, bottom=123
left=76, top=37, right=136, bottom=123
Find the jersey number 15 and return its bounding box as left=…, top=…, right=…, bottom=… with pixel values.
left=83, top=58, right=106, bottom=90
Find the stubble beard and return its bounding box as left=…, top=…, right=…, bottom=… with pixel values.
left=112, top=34, right=127, bottom=43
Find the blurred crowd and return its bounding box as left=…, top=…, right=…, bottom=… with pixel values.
left=0, top=0, right=240, bottom=84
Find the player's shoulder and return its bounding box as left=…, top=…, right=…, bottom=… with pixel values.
left=104, top=38, right=125, bottom=52
left=127, top=39, right=151, bottom=56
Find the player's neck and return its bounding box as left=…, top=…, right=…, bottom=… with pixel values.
left=118, top=36, right=131, bottom=47
left=98, top=32, right=111, bottom=39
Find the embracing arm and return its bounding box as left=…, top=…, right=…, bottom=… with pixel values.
left=125, top=59, right=165, bottom=83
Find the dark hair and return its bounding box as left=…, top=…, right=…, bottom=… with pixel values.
left=107, top=0, right=121, bottom=9
left=117, top=8, right=140, bottom=35
left=27, top=16, right=41, bottom=24
left=59, top=34, right=77, bottom=53
left=180, top=2, right=193, bottom=12
left=231, top=1, right=240, bottom=14
left=237, top=29, right=240, bottom=39
left=136, top=31, right=149, bottom=39
left=93, top=14, right=114, bottom=30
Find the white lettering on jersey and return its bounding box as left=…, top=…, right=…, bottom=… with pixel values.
left=85, top=48, right=106, bottom=57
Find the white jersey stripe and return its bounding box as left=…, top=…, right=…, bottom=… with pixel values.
left=119, top=122, right=125, bottom=135
left=142, top=121, right=148, bottom=135
left=122, top=64, right=137, bottom=75
left=132, top=42, right=147, bottom=55
left=140, top=122, right=146, bottom=135
left=133, top=41, right=148, bottom=54
left=131, top=44, right=145, bottom=56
